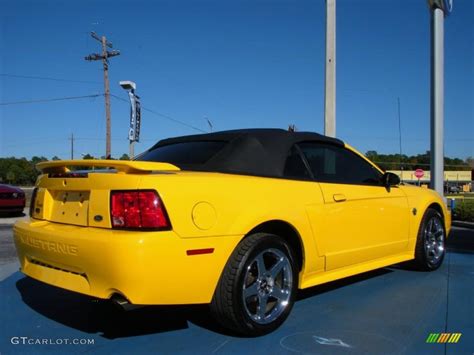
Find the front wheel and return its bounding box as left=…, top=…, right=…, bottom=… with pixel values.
left=210, top=233, right=298, bottom=336
left=413, top=208, right=446, bottom=271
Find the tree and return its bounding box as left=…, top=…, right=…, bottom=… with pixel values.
left=366, top=151, right=379, bottom=161
left=6, top=171, right=15, bottom=184
left=365, top=151, right=470, bottom=171
left=0, top=157, right=40, bottom=185
left=119, top=154, right=130, bottom=161
left=466, top=157, right=474, bottom=169
left=82, top=154, right=94, bottom=160
left=31, top=156, right=48, bottom=164
left=52, top=156, right=61, bottom=161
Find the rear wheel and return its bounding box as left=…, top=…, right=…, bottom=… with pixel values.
left=211, top=233, right=297, bottom=336
left=413, top=208, right=446, bottom=271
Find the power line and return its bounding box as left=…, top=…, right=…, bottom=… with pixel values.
left=1, top=137, right=138, bottom=149
left=0, top=73, right=101, bottom=84
left=342, top=136, right=474, bottom=142
left=142, top=106, right=206, bottom=133
left=0, top=94, right=103, bottom=106
left=110, top=94, right=206, bottom=133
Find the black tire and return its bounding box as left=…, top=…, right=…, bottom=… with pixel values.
left=210, top=233, right=298, bottom=336
left=413, top=208, right=446, bottom=271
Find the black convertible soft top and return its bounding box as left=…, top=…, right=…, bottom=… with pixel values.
left=141, top=128, right=344, bottom=177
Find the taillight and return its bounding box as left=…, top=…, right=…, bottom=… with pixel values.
left=110, top=190, right=171, bottom=230
left=30, top=188, right=38, bottom=217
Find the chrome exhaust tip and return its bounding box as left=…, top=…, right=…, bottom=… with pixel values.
left=109, top=294, right=142, bottom=311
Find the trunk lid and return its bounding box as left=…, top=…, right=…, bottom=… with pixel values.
left=31, top=160, right=180, bottom=228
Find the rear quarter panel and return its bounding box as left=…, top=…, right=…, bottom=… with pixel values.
left=138, top=172, right=326, bottom=276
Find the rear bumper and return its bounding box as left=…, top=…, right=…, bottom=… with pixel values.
left=0, top=199, right=25, bottom=212
left=0, top=207, right=24, bottom=213
left=13, top=219, right=242, bottom=305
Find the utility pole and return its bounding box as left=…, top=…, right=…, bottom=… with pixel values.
left=428, top=0, right=452, bottom=196
left=85, top=32, right=120, bottom=159
left=324, top=0, right=336, bottom=138
left=69, top=133, right=74, bottom=160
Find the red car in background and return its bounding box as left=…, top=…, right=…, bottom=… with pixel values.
left=0, top=184, right=26, bottom=215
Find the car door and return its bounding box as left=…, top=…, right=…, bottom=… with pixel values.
left=297, top=142, right=410, bottom=271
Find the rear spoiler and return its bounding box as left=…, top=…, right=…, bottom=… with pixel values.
left=36, top=160, right=181, bottom=174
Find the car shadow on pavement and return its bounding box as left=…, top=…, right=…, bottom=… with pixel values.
left=446, top=226, right=474, bottom=254
left=390, top=226, right=474, bottom=273
left=16, top=268, right=396, bottom=339
left=296, top=268, right=393, bottom=301
left=15, top=276, right=232, bottom=339
left=17, top=228, right=471, bottom=340
left=0, top=211, right=26, bottom=218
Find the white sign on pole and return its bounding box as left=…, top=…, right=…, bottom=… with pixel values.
left=443, top=0, right=453, bottom=14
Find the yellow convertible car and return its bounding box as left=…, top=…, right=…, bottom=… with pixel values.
left=14, top=129, right=450, bottom=335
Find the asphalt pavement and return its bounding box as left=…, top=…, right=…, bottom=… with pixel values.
left=0, top=207, right=29, bottom=227
left=0, top=219, right=472, bottom=354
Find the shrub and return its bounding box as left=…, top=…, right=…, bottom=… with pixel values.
left=453, top=199, right=474, bottom=222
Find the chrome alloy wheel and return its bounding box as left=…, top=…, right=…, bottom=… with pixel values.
left=423, top=216, right=445, bottom=264
left=242, top=248, right=293, bottom=325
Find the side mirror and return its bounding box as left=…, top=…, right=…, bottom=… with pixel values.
left=382, top=172, right=400, bottom=187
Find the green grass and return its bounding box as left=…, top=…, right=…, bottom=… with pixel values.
left=445, top=192, right=474, bottom=198
left=453, top=199, right=474, bottom=222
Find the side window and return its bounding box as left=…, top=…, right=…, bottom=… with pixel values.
left=283, top=146, right=311, bottom=179
left=298, top=142, right=382, bottom=185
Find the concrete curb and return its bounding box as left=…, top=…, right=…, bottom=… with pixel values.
left=452, top=220, right=474, bottom=229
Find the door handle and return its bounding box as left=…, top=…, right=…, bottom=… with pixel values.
left=333, top=194, right=346, bottom=202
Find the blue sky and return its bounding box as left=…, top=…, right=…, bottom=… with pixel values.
left=0, top=0, right=472, bottom=160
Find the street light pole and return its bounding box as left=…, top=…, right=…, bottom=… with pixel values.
left=428, top=0, right=452, bottom=197
left=324, top=0, right=336, bottom=138
left=128, top=89, right=136, bottom=159
left=119, top=81, right=140, bottom=160
left=431, top=7, right=444, bottom=196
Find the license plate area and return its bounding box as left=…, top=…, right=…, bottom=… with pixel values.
left=50, top=191, right=90, bottom=226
